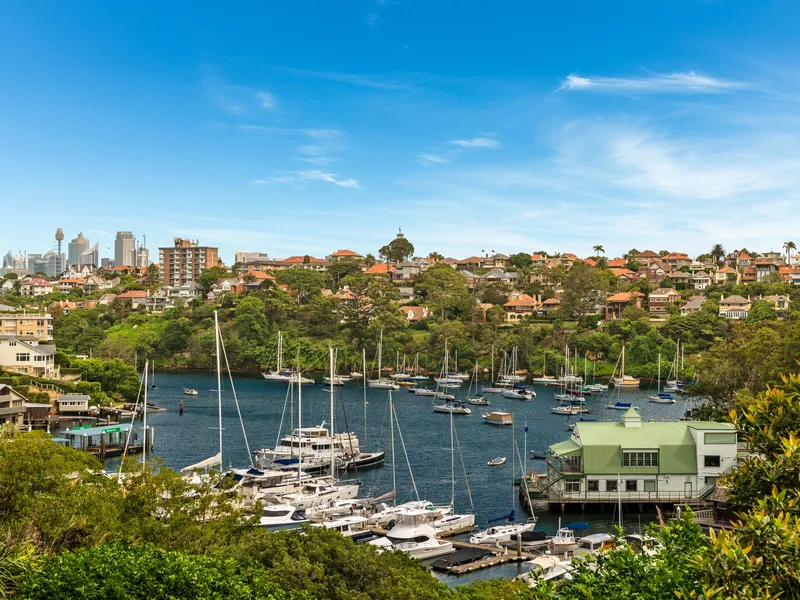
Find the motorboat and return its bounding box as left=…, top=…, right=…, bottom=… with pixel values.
left=257, top=504, right=308, bottom=530
left=369, top=510, right=454, bottom=560
left=255, top=424, right=362, bottom=465
left=574, top=533, right=614, bottom=556
left=278, top=478, right=360, bottom=511
left=470, top=519, right=536, bottom=544
left=550, top=527, right=578, bottom=553
left=516, top=556, right=571, bottom=587
left=311, top=515, right=373, bottom=541
left=367, top=500, right=450, bottom=528
left=502, top=388, right=535, bottom=400
left=531, top=376, right=559, bottom=385
left=482, top=411, right=513, bottom=426
left=481, top=386, right=505, bottom=394
left=613, top=375, right=641, bottom=389
left=368, top=379, right=400, bottom=390
left=183, top=388, right=198, bottom=395
left=432, top=512, right=475, bottom=534
left=551, top=404, right=580, bottom=415
left=487, top=456, right=506, bottom=466
left=649, top=393, right=676, bottom=404
left=410, top=386, right=437, bottom=396
left=588, top=383, right=609, bottom=392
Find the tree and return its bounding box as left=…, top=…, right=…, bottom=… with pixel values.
left=710, top=243, right=726, bottom=268
left=560, top=262, right=607, bottom=319
left=326, top=259, right=363, bottom=290
left=508, top=252, right=533, bottom=269
left=274, top=268, right=326, bottom=304
left=363, top=253, right=376, bottom=267
left=378, top=235, right=414, bottom=264
left=746, top=299, right=777, bottom=323
left=592, top=244, right=605, bottom=257
left=427, top=251, right=444, bottom=262
left=414, top=264, right=471, bottom=318
left=144, top=264, right=161, bottom=290
left=197, top=266, right=229, bottom=296
left=783, top=240, right=796, bottom=265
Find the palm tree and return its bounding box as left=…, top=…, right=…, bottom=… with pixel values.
left=710, top=243, right=725, bottom=268
left=593, top=244, right=605, bottom=257
left=783, top=241, right=796, bottom=265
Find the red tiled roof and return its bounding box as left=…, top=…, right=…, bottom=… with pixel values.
left=607, top=291, right=641, bottom=302
left=366, top=263, right=396, bottom=275
left=117, top=290, right=148, bottom=299
left=563, top=253, right=579, bottom=260
left=738, top=252, right=753, bottom=259
left=530, top=254, right=545, bottom=261
left=583, top=258, right=597, bottom=267
left=504, top=293, right=537, bottom=307
left=401, top=306, right=430, bottom=321
left=636, top=250, right=660, bottom=258
left=458, top=256, right=483, bottom=264
left=245, top=270, right=276, bottom=281
left=607, top=258, right=627, bottom=268
left=282, top=255, right=329, bottom=264
left=330, top=249, right=362, bottom=257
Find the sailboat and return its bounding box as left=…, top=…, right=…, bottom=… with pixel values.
left=648, top=354, right=676, bottom=404
left=531, top=351, right=558, bottom=384
left=263, top=331, right=313, bottom=383
left=149, top=361, right=157, bottom=390
left=481, top=345, right=505, bottom=394
left=611, top=345, right=640, bottom=389
left=497, top=347, right=526, bottom=384
left=433, top=340, right=471, bottom=414
left=470, top=415, right=536, bottom=544
left=408, top=353, right=429, bottom=382
left=664, top=340, right=680, bottom=391
left=368, top=331, right=400, bottom=390
left=467, top=361, right=489, bottom=406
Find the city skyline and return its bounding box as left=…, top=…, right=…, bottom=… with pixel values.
left=2, top=2, right=800, bottom=259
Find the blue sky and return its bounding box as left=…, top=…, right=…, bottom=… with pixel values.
left=2, top=1, right=800, bottom=264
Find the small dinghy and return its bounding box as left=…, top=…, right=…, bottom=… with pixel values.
left=487, top=456, right=506, bottom=467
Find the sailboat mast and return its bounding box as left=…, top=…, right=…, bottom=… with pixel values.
left=378, top=330, right=383, bottom=379
left=297, top=371, right=302, bottom=482
left=450, top=407, right=455, bottom=510
left=657, top=354, right=661, bottom=394
left=389, top=389, right=396, bottom=505
left=362, top=348, right=367, bottom=448
left=491, top=344, right=495, bottom=382
left=621, top=345, right=626, bottom=378
left=214, top=311, right=223, bottom=465
left=511, top=413, right=516, bottom=510
left=277, top=330, right=282, bottom=372
left=142, top=360, right=148, bottom=471
left=329, top=347, right=336, bottom=478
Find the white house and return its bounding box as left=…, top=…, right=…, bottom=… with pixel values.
left=0, top=336, right=56, bottom=377
left=56, top=393, right=92, bottom=414
left=20, top=277, right=54, bottom=297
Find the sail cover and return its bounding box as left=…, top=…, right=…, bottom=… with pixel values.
left=180, top=452, right=222, bottom=473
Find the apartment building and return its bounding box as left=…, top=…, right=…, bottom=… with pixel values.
left=159, top=238, right=219, bottom=286
left=0, top=310, right=52, bottom=340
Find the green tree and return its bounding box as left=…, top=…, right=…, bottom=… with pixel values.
left=326, top=259, right=363, bottom=290
left=414, top=264, right=471, bottom=318
left=783, top=240, right=796, bottom=265
left=508, top=252, right=533, bottom=269
left=560, top=262, right=607, bottom=318
left=427, top=251, right=444, bottom=262
left=378, top=235, right=414, bottom=264
left=275, top=268, right=326, bottom=304
left=592, top=244, right=605, bottom=257
left=196, top=266, right=229, bottom=296
left=710, top=243, right=726, bottom=268
left=746, top=299, right=777, bottom=323
left=364, top=253, right=377, bottom=267
left=159, top=320, right=192, bottom=355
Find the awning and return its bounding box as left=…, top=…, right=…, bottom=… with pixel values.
left=549, top=439, right=582, bottom=457
left=180, top=452, right=222, bottom=473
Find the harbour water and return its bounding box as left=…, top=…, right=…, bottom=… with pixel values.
left=138, top=371, right=687, bottom=581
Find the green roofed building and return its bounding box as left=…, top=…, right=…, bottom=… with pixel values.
left=526, top=409, right=737, bottom=504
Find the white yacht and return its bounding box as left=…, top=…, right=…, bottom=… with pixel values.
left=254, top=424, right=361, bottom=465
left=368, top=330, right=401, bottom=390
left=368, top=500, right=450, bottom=527
left=502, top=388, right=535, bottom=400
left=311, top=515, right=372, bottom=540
left=369, top=510, right=454, bottom=560
left=278, top=478, right=360, bottom=511
left=469, top=520, right=536, bottom=545
left=550, top=527, right=578, bottom=554
left=257, top=504, right=308, bottom=530
left=432, top=400, right=471, bottom=415
left=516, top=556, right=572, bottom=587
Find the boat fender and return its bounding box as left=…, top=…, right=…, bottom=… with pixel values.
left=387, top=519, right=396, bottom=529
left=256, top=462, right=261, bottom=469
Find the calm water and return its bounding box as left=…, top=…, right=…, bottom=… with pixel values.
left=139, top=371, right=687, bottom=581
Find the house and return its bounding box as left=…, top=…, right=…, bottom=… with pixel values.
left=539, top=297, right=561, bottom=316
left=396, top=261, right=422, bottom=281
left=759, top=251, right=785, bottom=265
left=280, top=256, right=330, bottom=271
left=635, top=250, right=661, bottom=267
left=778, top=266, right=799, bottom=283
left=144, top=292, right=172, bottom=314
left=503, top=292, right=541, bottom=323
left=20, top=277, right=54, bottom=297
left=117, top=289, right=148, bottom=310
left=669, top=271, right=691, bottom=289
left=648, top=288, right=681, bottom=316
left=168, top=282, right=202, bottom=300
left=680, top=296, right=705, bottom=316
left=661, top=252, right=692, bottom=269
left=456, top=256, right=484, bottom=271
left=610, top=268, right=640, bottom=284
left=607, top=258, right=627, bottom=269
left=57, top=277, right=85, bottom=293
left=56, top=393, right=92, bottom=414
left=98, top=293, right=118, bottom=305
left=583, top=258, right=598, bottom=267
left=484, top=253, right=510, bottom=269
left=328, top=249, right=363, bottom=262
left=396, top=286, right=416, bottom=303
left=243, top=270, right=275, bottom=293
left=400, top=306, right=431, bottom=323
left=82, top=275, right=113, bottom=296
left=0, top=336, right=56, bottom=377
left=0, top=280, right=16, bottom=294
left=605, top=291, right=643, bottom=321
left=726, top=251, right=754, bottom=270
left=692, top=271, right=712, bottom=290
left=535, top=409, right=737, bottom=502
left=0, top=384, right=27, bottom=426
left=742, top=266, right=756, bottom=283
left=718, top=295, right=751, bottom=320
left=762, top=295, right=791, bottom=319
left=714, top=266, right=739, bottom=285
left=0, top=310, right=53, bottom=340
left=644, top=262, right=670, bottom=284
left=478, top=268, right=518, bottom=284
left=365, top=263, right=396, bottom=279
left=755, top=260, right=779, bottom=282
left=209, top=277, right=244, bottom=298
left=530, top=254, right=548, bottom=266
left=48, top=301, right=77, bottom=316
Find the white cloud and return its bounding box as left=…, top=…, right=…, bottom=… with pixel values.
left=449, top=137, right=502, bottom=149
left=203, top=74, right=278, bottom=114
left=253, top=170, right=360, bottom=189
left=256, top=91, right=277, bottom=109
left=283, top=67, right=414, bottom=90
left=417, top=153, right=449, bottom=167
left=557, top=70, right=743, bottom=93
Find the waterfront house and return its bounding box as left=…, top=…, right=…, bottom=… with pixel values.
left=604, top=291, right=643, bottom=321
left=503, top=292, right=541, bottom=323
left=692, top=271, right=712, bottom=291
left=20, top=277, right=54, bottom=297
left=0, top=384, right=27, bottom=426
left=719, top=295, right=751, bottom=319
left=680, top=296, right=705, bottom=316
left=328, top=249, right=363, bottom=262
left=755, top=260, right=779, bottom=282
left=0, top=336, right=56, bottom=377
left=648, top=288, right=681, bottom=316
left=56, top=393, right=92, bottom=414
left=401, top=305, right=431, bottom=323
left=528, top=408, right=737, bottom=504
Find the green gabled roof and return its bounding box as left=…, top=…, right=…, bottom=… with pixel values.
left=622, top=407, right=640, bottom=419
left=550, top=439, right=582, bottom=457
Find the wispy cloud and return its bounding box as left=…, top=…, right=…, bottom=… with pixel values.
left=282, top=67, right=415, bottom=90
left=240, top=126, right=346, bottom=165
left=449, top=137, right=502, bottom=149
left=417, top=153, right=449, bottom=167
left=253, top=170, right=360, bottom=189
left=367, top=12, right=379, bottom=26
left=557, top=70, right=743, bottom=93
left=203, top=74, right=277, bottom=114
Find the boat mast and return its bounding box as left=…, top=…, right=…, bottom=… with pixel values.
left=297, top=361, right=303, bottom=482
left=389, top=389, right=396, bottom=505
left=214, top=311, right=223, bottom=466
left=362, top=348, right=367, bottom=449
left=377, top=330, right=383, bottom=380
left=142, top=359, right=148, bottom=471
left=277, top=330, right=282, bottom=372
left=450, top=402, right=455, bottom=511
left=329, top=347, right=336, bottom=478
left=657, top=354, right=661, bottom=394
left=617, top=472, right=622, bottom=529
left=621, top=345, right=627, bottom=379
left=511, top=413, right=515, bottom=511
left=491, top=344, right=495, bottom=382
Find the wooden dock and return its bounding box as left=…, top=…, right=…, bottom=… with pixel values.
left=446, top=553, right=530, bottom=574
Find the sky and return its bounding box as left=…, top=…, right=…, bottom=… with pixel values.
left=2, top=0, right=800, bottom=264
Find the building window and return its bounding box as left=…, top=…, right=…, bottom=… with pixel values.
left=622, top=450, right=659, bottom=467
left=704, top=455, right=721, bottom=468
left=606, top=480, right=618, bottom=492
left=8, top=341, right=16, bottom=347
left=644, top=480, right=656, bottom=492
left=16, top=353, right=30, bottom=362
left=564, top=478, right=580, bottom=494
left=705, top=476, right=718, bottom=485
left=626, top=480, right=638, bottom=492
left=587, top=480, right=599, bottom=492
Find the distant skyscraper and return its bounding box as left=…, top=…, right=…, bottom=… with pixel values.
left=82, top=243, right=99, bottom=269
left=2, top=251, right=11, bottom=269
left=114, top=231, right=136, bottom=267
left=68, top=232, right=91, bottom=267
left=101, top=257, right=114, bottom=270
left=136, top=246, right=150, bottom=267
left=27, top=253, right=45, bottom=274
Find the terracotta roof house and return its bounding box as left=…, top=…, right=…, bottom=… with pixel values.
left=680, top=296, right=705, bottom=316
left=718, top=295, right=751, bottom=320
left=117, top=289, right=148, bottom=309
left=668, top=271, right=690, bottom=288
left=648, top=288, right=681, bottom=316
left=401, top=305, right=431, bottom=322
left=328, top=249, right=363, bottom=262
left=540, top=297, right=561, bottom=315
left=503, top=292, right=541, bottom=323
left=281, top=256, right=330, bottom=271
left=485, top=253, right=510, bottom=269
left=607, top=258, right=627, bottom=268
left=661, top=252, right=692, bottom=269
left=48, top=300, right=78, bottom=315
left=583, top=258, right=598, bottom=267
left=365, top=263, right=396, bottom=278
left=57, top=278, right=86, bottom=293
left=645, top=262, right=671, bottom=284
left=440, top=258, right=459, bottom=266
left=605, top=291, right=643, bottom=321
left=20, top=277, right=54, bottom=297
left=610, top=268, right=639, bottom=283
left=635, top=250, right=661, bottom=266
left=755, top=260, right=779, bottom=282
left=456, top=256, right=484, bottom=271
left=692, top=271, right=712, bottom=291
left=742, top=266, right=756, bottom=283
left=714, top=266, right=739, bottom=285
